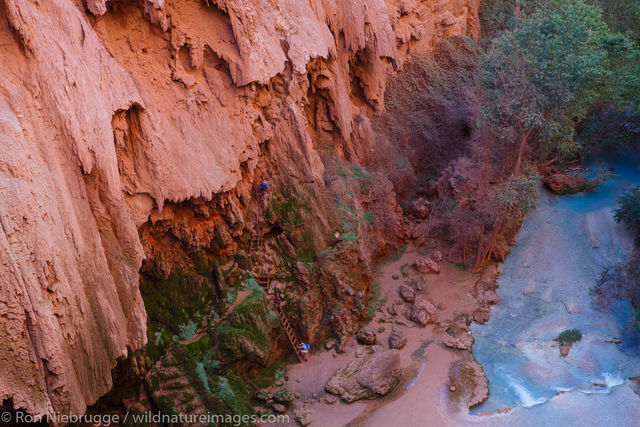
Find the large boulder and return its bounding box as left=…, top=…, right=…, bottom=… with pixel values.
left=356, top=327, right=377, bottom=345
left=409, top=297, right=437, bottom=326
left=326, top=349, right=402, bottom=402
left=543, top=174, right=591, bottom=195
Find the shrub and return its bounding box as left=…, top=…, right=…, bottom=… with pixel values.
left=614, top=186, right=640, bottom=243
left=557, top=329, right=582, bottom=345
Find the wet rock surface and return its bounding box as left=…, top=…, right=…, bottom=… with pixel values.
left=448, top=358, right=489, bottom=409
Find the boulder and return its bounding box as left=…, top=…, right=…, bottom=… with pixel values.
left=442, top=316, right=474, bottom=350
left=356, top=327, right=377, bottom=345
left=326, top=349, right=402, bottom=402
left=410, top=198, right=431, bottom=219
left=410, top=222, right=428, bottom=239
left=272, top=403, right=286, bottom=413
left=448, top=359, right=489, bottom=409
left=409, top=297, right=436, bottom=326
left=398, top=283, right=415, bottom=303
left=415, top=257, right=441, bottom=274
left=388, top=330, right=407, bottom=349
left=431, top=250, right=443, bottom=263
left=294, top=407, right=314, bottom=426
left=543, top=174, right=591, bottom=195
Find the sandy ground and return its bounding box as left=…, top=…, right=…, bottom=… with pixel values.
left=270, top=244, right=483, bottom=426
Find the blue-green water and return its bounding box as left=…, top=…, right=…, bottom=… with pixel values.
left=470, top=156, right=640, bottom=422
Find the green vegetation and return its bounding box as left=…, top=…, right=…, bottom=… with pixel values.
left=482, top=0, right=639, bottom=170
left=557, top=329, right=583, bottom=345
left=495, top=176, right=539, bottom=214
left=614, top=186, right=640, bottom=242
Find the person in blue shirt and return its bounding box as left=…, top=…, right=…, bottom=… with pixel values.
left=298, top=342, right=310, bottom=357
left=258, top=181, right=269, bottom=195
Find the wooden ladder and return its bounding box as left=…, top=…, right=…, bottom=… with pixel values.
left=276, top=305, right=306, bottom=363
left=250, top=224, right=305, bottom=363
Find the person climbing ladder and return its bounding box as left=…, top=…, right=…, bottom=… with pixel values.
left=298, top=342, right=310, bottom=360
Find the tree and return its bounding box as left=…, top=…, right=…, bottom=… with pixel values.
left=482, top=0, right=639, bottom=175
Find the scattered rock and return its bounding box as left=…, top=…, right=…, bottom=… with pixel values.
left=377, top=326, right=385, bottom=333
left=415, top=257, right=441, bottom=274
left=431, top=250, right=443, bottom=262
left=356, top=327, right=377, bottom=345
left=323, top=396, right=337, bottom=405
left=272, top=403, right=287, bottom=414
left=326, top=350, right=402, bottom=403
left=605, top=337, right=622, bottom=344
left=392, top=274, right=399, bottom=280
left=273, top=389, right=293, bottom=404
left=448, top=359, right=489, bottom=409
left=398, top=283, right=416, bottom=303
left=256, top=389, right=271, bottom=402
left=387, top=305, right=398, bottom=316
left=543, top=174, right=592, bottom=195
left=294, top=408, right=314, bottom=426
left=388, top=329, right=407, bottom=349
left=409, top=297, right=437, bottom=326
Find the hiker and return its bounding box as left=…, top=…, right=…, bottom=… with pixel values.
left=273, top=292, right=282, bottom=306
left=298, top=342, right=310, bottom=355
left=258, top=181, right=269, bottom=195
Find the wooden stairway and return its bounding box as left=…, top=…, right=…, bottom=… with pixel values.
left=250, top=225, right=305, bottom=362
left=276, top=305, right=306, bottom=362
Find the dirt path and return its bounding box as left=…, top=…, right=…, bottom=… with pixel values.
left=278, top=244, right=483, bottom=426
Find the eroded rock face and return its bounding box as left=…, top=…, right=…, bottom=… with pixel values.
left=0, top=0, right=479, bottom=416
left=326, top=349, right=402, bottom=402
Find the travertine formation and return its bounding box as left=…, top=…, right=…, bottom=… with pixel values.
left=0, top=0, right=479, bottom=416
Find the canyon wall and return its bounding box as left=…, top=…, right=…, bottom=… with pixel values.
left=0, top=0, right=479, bottom=417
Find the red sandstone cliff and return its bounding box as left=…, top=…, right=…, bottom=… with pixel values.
left=0, top=0, right=479, bottom=417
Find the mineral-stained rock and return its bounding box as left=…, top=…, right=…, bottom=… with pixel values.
left=356, top=327, right=377, bottom=345
left=388, top=329, right=407, bottom=349
left=398, top=283, right=416, bottom=302
left=409, top=297, right=437, bottom=326
left=326, top=349, right=402, bottom=403
left=415, top=257, right=441, bottom=274
left=543, top=174, right=592, bottom=195
left=448, top=359, right=489, bottom=409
